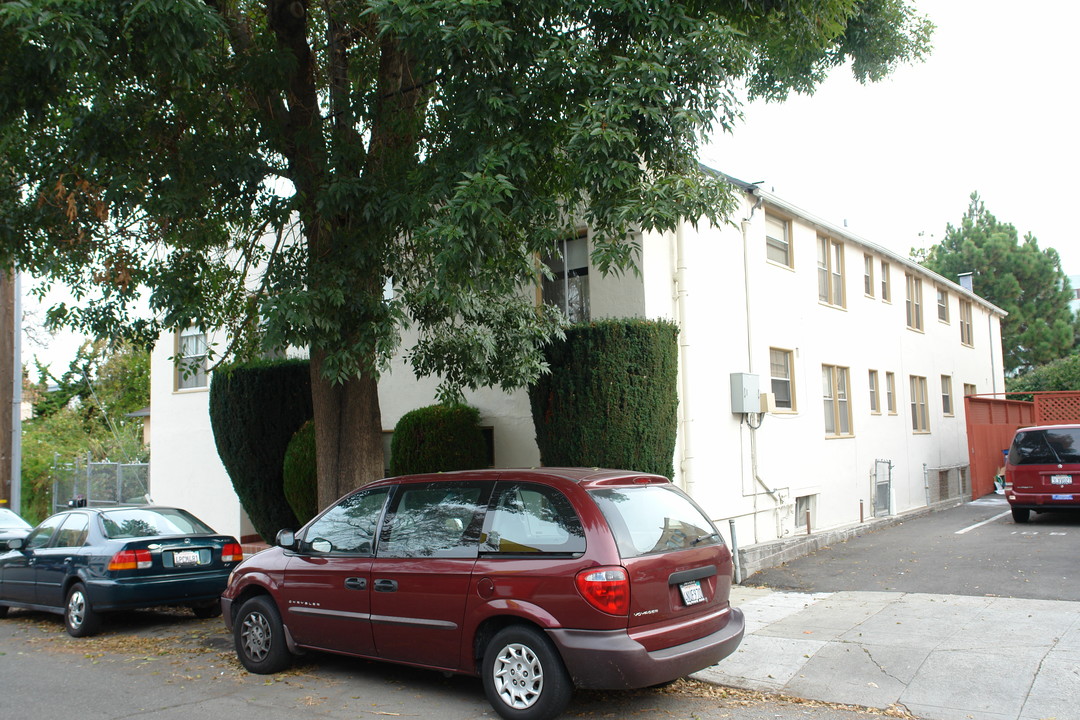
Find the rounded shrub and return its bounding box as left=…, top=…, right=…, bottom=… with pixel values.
left=389, top=404, right=489, bottom=476
left=283, top=420, right=318, bottom=526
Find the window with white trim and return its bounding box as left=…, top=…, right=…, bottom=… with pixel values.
left=765, top=215, right=792, bottom=267
left=176, top=327, right=208, bottom=390
left=770, top=348, right=795, bottom=411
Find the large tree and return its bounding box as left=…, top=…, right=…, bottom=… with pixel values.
left=915, top=193, right=1076, bottom=375
left=1, top=0, right=932, bottom=508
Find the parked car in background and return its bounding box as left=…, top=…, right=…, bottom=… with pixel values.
left=1005, top=424, right=1080, bottom=523
left=0, top=506, right=243, bottom=636
left=222, top=468, right=744, bottom=720
left=0, top=508, right=32, bottom=549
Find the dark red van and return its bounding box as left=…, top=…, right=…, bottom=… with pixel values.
left=221, top=468, right=744, bottom=720
left=1005, top=424, right=1080, bottom=523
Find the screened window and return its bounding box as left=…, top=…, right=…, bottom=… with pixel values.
left=177, top=326, right=208, bottom=390
left=770, top=348, right=795, bottom=410
left=482, top=483, right=585, bottom=554
left=905, top=274, right=923, bottom=331
left=910, top=375, right=930, bottom=433
left=817, top=237, right=845, bottom=307
left=765, top=215, right=792, bottom=267
left=542, top=232, right=590, bottom=323
left=822, top=365, right=852, bottom=437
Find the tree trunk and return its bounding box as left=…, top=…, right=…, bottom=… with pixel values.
left=309, top=348, right=384, bottom=510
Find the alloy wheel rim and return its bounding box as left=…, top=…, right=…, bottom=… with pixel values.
left=493, top=642, right=544, bottom=709
left=240, top=611, right=272, bottom=661
left=67, top=590, right=85, bottom=629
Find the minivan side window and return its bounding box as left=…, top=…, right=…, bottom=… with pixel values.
left=302, top=488, right=389, bottom=555
left=1010, top=428, right=1080, bottom=465
left=481, top=483, right=586, bottom=555
left=379, top=482, right=488, bottom=558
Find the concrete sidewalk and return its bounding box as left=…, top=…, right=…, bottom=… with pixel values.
left=694, top=587, right=1080, bottom=720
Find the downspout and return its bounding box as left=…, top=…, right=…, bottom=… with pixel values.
left=741, top=195, right=783, bottom=539
left=674, top=222, right=694, bottom=497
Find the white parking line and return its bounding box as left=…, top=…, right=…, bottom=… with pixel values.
left=955, top=510, right=1012, bottom=535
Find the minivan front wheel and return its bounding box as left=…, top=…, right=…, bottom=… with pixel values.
left=482, top=625, right=572, bottom=720
left=1011, top=507, right=1031, bottom=523
left=234, top=595, right=293, bottom=674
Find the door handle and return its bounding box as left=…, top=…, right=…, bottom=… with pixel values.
left=344, top=577, right=367, bottom=591
left=374, top=578, right=398, bottom=592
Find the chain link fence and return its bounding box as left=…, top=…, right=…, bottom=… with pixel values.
left=52, top=453, right=151, bottom=513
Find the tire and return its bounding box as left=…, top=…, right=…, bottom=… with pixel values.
left=192, top=602, right=222, bottom=619
left=64, top=583, right=101, bottom=637
left=482, top=625, right=573, bottom=720
left=1011, top=507, right=1030, bottom=523
left=0, top=604, right=8, bottom=619
left=234, top=595, right=293, bottom=674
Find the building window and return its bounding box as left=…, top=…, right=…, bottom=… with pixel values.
left=959, top=300, right=974, bottom=346
left=910, top=375, right=930, bottom=433
left=964, top=383, right=977, bottom=397
left=886, top=372, right=897, bottom=414
left=765, top=215, right=792, bottom=267
left=176, top=326, right=208, bottom=390
left=881, top=260, right=891, bottom=302
left=863, top=254, right=875, bottom=297
left=936, top=288, right=950, bottom=322
left=941, top=375, right=954, bottom=416
left=795, top=494, right=817, bottom=531
left=542, top=231, right=590, bottom=322
left=869, top=370, right=880, bottom=414
left=817, top=237, right=845, bottom=307
left=769, top=348, right=795, bottom=410
left=905, top=273, right=923, bottom=331
left=822, top=364, right=852, bottom=437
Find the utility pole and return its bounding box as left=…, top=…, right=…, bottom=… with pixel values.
left=0, top=269, right=13, bottom=510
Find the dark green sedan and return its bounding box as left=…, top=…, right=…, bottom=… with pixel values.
left=0, top=506, right=243, bottom=636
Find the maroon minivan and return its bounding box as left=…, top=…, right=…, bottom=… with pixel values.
left=222, top=468, right=744, bottom=720
left=1005, top=424, right=1080, bottom=523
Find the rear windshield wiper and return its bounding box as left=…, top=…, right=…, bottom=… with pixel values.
left=691, top=532, right=720, bottom=546
left=1041, top=434, right=1064, bottom=464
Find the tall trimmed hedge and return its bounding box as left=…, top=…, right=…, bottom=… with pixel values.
left=389, top=404, right=489, bottom=476
left=283, top=420, right=318, bottom=526
left=208, top=359, right=311, bottom=540
left=529, top=319, right=678, bottom=478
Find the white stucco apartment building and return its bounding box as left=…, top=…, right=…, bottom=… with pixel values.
left=149, top=175, right=1006, bottom=557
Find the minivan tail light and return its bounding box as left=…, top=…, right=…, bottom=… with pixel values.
left=222, top=543, right=244, bottom=563
left=576, top=566, right=630, bottom=615
left=108, top=549, right=152, bottom=570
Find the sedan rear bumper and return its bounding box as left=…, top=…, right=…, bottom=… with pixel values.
left=547, top=607, right=745, bottom=690
left=88, top=571, right=230, bottom=611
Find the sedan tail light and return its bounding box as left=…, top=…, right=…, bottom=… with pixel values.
left=222, top=543, right=244, bottom=563
left=108, top=549, right=152, bottom=570
left=575, top=566, right=630, bottom=615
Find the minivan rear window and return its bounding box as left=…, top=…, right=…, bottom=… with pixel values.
left=589, top=486, right=721, bottom=558
left=1009, top=428, right=1080, bottom=465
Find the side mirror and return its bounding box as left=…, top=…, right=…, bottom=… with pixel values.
left=275, top=529, right=296, bottom=549
left=6, top=537, right=24, bottom=551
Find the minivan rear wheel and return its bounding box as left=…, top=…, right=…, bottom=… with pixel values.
left=1011, top=507, right=1031, bottom=523
left=482, top=625, right=572, bottom=720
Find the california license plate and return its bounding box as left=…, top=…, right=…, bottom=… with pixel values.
left=1051, top=475, right=1072, bottom=485
left=679, top=580, right=706, bottom=606
left=173, top=550, right=200, bottom=567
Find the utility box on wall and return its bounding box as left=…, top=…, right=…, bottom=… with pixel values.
left=730, top=373, right=760, bottom=414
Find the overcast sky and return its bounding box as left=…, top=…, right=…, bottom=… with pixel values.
left=701, top=0, right=1079, bottom=276
left=22, top=0, right=1079, bottom=372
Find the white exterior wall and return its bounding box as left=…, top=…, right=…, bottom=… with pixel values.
left=146, top=185, right=1005, bottom=549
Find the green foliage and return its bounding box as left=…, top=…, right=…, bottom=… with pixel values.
left=916, top=194, right=1077, bottom=375
left=389, top=405, right=489, bottom=477
left=529, top=319, right=679, bottom=479
left=282, top=420, right=318, bottom=527
left=208, top=359, right=312, bottom=540
left=19, top=341, right=150, bottom=522
left=1007, top=355, right=1080, bottom=394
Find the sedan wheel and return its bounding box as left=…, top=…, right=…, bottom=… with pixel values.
left=234, top=595, right=292, bottom=674
left=64, top=583, right=101, bottom=637
left=482, top=626, right=572, bottom=720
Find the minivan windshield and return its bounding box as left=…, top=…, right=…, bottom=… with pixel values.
left=1009, top=428, right=1080, bottom=465
left=589, top=485, right=721, bottom=558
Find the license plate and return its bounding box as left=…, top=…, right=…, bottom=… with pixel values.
left=1052, top=494, right=1074, bottom=501
left=173, top=550, right=201, bottom=567
left=1051, top=475, right=1072, bottom=485
left=679, top=580, right=706, bottom=606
